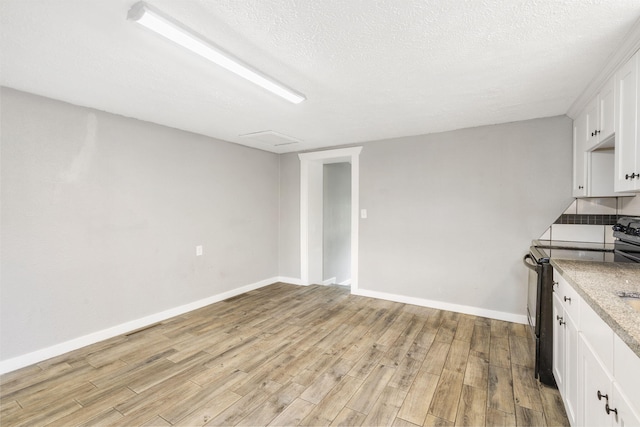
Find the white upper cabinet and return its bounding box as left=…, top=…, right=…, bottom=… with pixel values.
left=615, top=51, right=640, bottom=192
left=572, top=104, right=624, bottom=197
left=599, top=77, right=616, bottom=144
left=584, top=97, right=599, bottom=150
left=573, top=49, right=639, bottom=196
left=573, top=114, right=588, bottom=197
left=585, top=77, right=615, bottom=151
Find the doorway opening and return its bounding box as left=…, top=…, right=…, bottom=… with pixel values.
left=299, top=147, right=362, bottom=292
left=323, top=162, right=351, bottom=286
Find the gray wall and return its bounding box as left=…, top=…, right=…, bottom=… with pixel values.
left=1, top=86, right=573, bottom=362
left=358, top=116, right=573, bottom=315
left=323, top=163, right=351, bottom=284
left=0, top=88, right=279, bottom=360
left=278, top=153, right=300, bottom=280
left=278, top=116, right=573, bottom=317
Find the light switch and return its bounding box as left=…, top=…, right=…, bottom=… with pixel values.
left=196, top=245, right=203, bottom=256
left=361, top=209, right=367, bottom=219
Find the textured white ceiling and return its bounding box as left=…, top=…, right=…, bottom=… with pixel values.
left=2, top=0, right=640, bottom=153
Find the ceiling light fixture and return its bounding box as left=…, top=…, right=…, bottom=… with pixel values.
left=127, top=1, right=306, bottom=104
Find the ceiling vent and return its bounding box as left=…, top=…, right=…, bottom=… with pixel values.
left=239, top=130, right=301, bottom=147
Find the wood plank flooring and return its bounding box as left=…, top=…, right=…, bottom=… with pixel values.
left=0, top=283, right=569, bottom=426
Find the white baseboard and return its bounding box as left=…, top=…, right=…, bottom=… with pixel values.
left=0, top=277, right=279, bottom=375
left=352, top=288, right=528, bottom=325
left=1, top=278, right=527, bottom=375
left=275, top=276, right=306, bottom=286
left=338, top=279, right=351, bottom=286
left=322, top=277, right=337, bottom=285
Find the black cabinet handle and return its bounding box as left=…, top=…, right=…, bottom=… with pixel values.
left=591, top=131, right=595, bottom=137
left=605, top=403, right=617, bottom=415
left=564, top=296, right=571, bottom=303
left=597, top=390, right=608, bottom=401
left=578, top=185, right=584, bottom=189
left=557, top=315, right=565, bottom=326
left=596, top=130, right=601, bottom=135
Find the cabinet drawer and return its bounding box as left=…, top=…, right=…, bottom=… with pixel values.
left=581, top=300, right=614, bottom=369
left=556, top=275, right=581, bottom=323
left=614, top=334, right=640, bottom=414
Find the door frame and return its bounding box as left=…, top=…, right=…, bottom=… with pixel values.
left=299, top=147, right=362, bottom=292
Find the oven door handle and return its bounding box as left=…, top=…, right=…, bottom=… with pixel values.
left=523, top=253, right=539, bottom=271
left=614, top=249, right=640, bottom=263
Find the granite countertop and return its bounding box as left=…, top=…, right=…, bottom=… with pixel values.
left=551, top=259, right=640, bottom=358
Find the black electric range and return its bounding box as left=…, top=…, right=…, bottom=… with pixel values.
left=523, top=217, right=640, bottom=386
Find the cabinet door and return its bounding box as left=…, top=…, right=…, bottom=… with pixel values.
left=612, top=382, right=640, bottom=427
left=585, top=96, right=600, bottom=150
left=615, top=52, right=639, bottom=192
left=565, top=311, right=579, bottom=427
left=599, top=77, right=616, bottom=142
left=573, top=112, right=588, bottom=197
left=613, top=334, right=640, bottom=417
left=553, top=293, right=565, bottom=394
left=580, top=335, right=613, bottom=427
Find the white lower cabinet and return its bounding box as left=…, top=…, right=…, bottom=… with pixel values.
left=579, top=335, right=614, bottom=427
left=613, top=334, right=640, bottom=427
left=553, top=273, right=640, bottom=427
left=579, top=337, right=640, bottom=427
left=612, top=382, right=640, bottom=427
left=565, top=312, right=579, bottom=426
left=553, top=293, right=565, bottom=392
left=553, top=281, right=579, bottom=426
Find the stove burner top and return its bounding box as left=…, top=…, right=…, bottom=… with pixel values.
left=537, top=247, right=616, bottom=262
left=613, top=216, right=640, bottom=245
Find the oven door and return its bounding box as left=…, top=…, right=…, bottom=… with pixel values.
left=523, top=252, right=541, bottom=335
left=614, top=240, right=640, bottom=263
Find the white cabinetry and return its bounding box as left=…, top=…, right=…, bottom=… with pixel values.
left=553, top=278, right=579, bottom=426
left=553, top=272, right=640, bottom=427
left=553, top=293, right=565, bottom=390
left=615, top=51, right=640, bottom=192
left=573, top=113, right=588, bottom=197
left=612, top=382, right=640, bottom=427
left=579, top=332, right=640, bottom=427
left=573, top=75, right=625, bottom=197
left=579, top=335, right=614, bottom=427
left=585, top=77, right=616, bottom=150
left=578, top=298, right=615, bottom=427
left=613, top=334, right=640, bottom=427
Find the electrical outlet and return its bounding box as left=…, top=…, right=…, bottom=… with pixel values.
left=196, top=245, right=203, bottom=256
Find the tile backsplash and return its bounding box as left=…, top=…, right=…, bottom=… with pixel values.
left=554, top=214, right=619, bottom=225
left=539, top=196, right=640, bottom=242
left=556, top=196, right=640, bottom=224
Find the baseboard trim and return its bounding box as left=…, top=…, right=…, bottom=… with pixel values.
left=322, top=277, right=337, bottom=285
left=0, top=277, right=279, bottom=375
left=1, top=278, right=527, bottom=374
left=353, top=288, right=528, bottom=324
left=275, top=276, right=305, bottom=286
left=338, top=279, right=351, bottom=286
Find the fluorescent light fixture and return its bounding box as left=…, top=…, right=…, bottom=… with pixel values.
left=127, top=1, right=306, bottom=104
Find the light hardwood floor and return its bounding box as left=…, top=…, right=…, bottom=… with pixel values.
left=0, top=283, right=569, bottom=426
